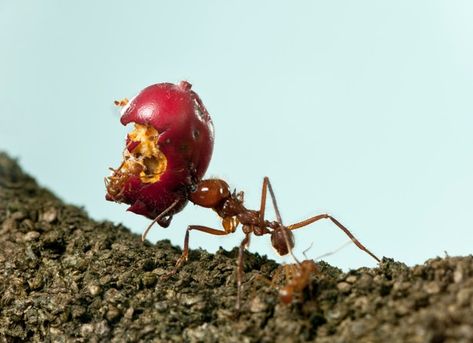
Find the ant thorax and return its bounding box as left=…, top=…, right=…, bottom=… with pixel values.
left=217, top=195, right=246, bottom=218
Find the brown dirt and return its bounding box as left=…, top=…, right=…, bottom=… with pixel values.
left=1, top=152, right=472, bottom=343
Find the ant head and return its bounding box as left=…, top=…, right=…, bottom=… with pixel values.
left=189, top=179, right=231, bottom=208
left=271, top=226, right=295, bottom=256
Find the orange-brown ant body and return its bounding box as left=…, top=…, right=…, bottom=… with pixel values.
left=144, top=176, right=380, bottom=310
left=277, top=259, right=318, bottom=304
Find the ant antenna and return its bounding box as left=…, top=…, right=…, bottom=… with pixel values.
left=314, top=240, right=353, bottom=261
left=302, top=242, right=314, bottom=260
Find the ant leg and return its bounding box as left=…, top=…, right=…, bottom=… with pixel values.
left=163, top=225, right=230, bottom=279
left=174, top=225, right=230, bottom=270
left=267, top=179, right=301, bottom=262
left=141, top=198, right=180, bottom=242
left=236, top=233, right=251, bottom=311
left=259, top=177, right=283, bottom=224
left=260, top=177, right=300, bottom=263
left=287, top=214, right=380, bottom=262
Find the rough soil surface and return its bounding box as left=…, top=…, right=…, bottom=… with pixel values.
left=0, top=152, right=472, bottom=343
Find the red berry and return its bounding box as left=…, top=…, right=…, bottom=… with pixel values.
left=106, top=81, right=214, bottom=225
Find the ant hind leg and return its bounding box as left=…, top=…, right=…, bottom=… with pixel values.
left=259, top=177, right=283, bottom=224
left=287, top=214, right=381, bottom=262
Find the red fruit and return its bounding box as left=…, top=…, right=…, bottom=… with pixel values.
left=105, top=81, right=214, bottom=226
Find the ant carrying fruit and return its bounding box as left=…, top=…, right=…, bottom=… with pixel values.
left=143, top=177, right=380, bottom=310
left=106, top=81, right=381, bottom=310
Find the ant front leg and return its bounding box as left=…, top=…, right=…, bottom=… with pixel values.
left=236, top=232, right=251, bottom=311
left=174, top=225, right=230, bottom=270
left=142, top=199, right=180, bottom=242
left=287, top=214, right=381, bottom=262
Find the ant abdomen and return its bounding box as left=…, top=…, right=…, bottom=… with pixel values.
left=271, top=227, right=295, bottom=256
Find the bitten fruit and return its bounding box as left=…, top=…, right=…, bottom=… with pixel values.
left=105, top=81, right=214, bottom=227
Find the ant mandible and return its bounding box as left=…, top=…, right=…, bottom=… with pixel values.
left=143, top=176, right=380, bottom=310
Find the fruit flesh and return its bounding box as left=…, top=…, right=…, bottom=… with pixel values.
left=106, top=124, right=167, bottom=200
left=126, top=124, right=167, bottom=184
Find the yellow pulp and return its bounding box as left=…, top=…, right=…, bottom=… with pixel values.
left=124, top=124, right=167, bottom=183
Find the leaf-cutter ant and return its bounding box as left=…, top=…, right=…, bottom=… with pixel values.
left=143, top=176, right=380, bottom=310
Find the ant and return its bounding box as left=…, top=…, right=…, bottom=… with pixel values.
left=277, top=259, right=318, bottom=304
left=270, top=241, right=352, bottom=304
left=143, top=176, right=380, bottom=311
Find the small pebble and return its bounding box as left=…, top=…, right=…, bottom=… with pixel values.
left=124, top=307, right=134, bottom=319
left=23, top=231, right=40, bottom=241
left=424, top=282, right=441, bottom=295
left=80, top=324, right=94, bottom=336
left=337, top=282, right=351, bottom=293
left=41, top=208, right=57, bottom=223
left=346, top=275, right=357, bottom=284
left=142, top=272, right=157, bottom=288
left=250, top=296, right=268, bottom=313
left=106, top=305, right=121, bottom=322
left=88, top=284, right=101, bottom=296
left=456, top=288, right=472, bottom=307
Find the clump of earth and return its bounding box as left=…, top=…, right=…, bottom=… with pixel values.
left=1, top=152, right=472, bottom=343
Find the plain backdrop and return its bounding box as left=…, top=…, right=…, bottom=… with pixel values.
left=1, top=1, right=472, bottom=270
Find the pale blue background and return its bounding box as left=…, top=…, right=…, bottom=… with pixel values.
left=1, top=1, right=472, bottom=270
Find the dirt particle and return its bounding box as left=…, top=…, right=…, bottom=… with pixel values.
left=95, top=320, right=110, bottom=337
left=71, top=305, right=86, bottom=320
left=454, top=267, right=464, bottom=283
left=345, top=275, right=357, bottom=284
left=88, top=284, right=101, bottom=296
left=23, top=230, right=40, bottom=241
left=181, top=294, right=204, bottom=307
left=456, top=288, right=472, bottom=307
left=2, top=217, right=18, bottom=232
left=337, top=281, right=351, bottom=293
left=142, top=272, right=157, bottom=288
left=80, top=323, right=94, bottom=336
left=124, top=307, right=134, bottom=319
left=424, top=281, right=441, bottom=295
left=250, top=295, right=268, bottom=313
left=106, top=305, right=121, bottom=322
left=41, top=207, right=57, bottom=223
